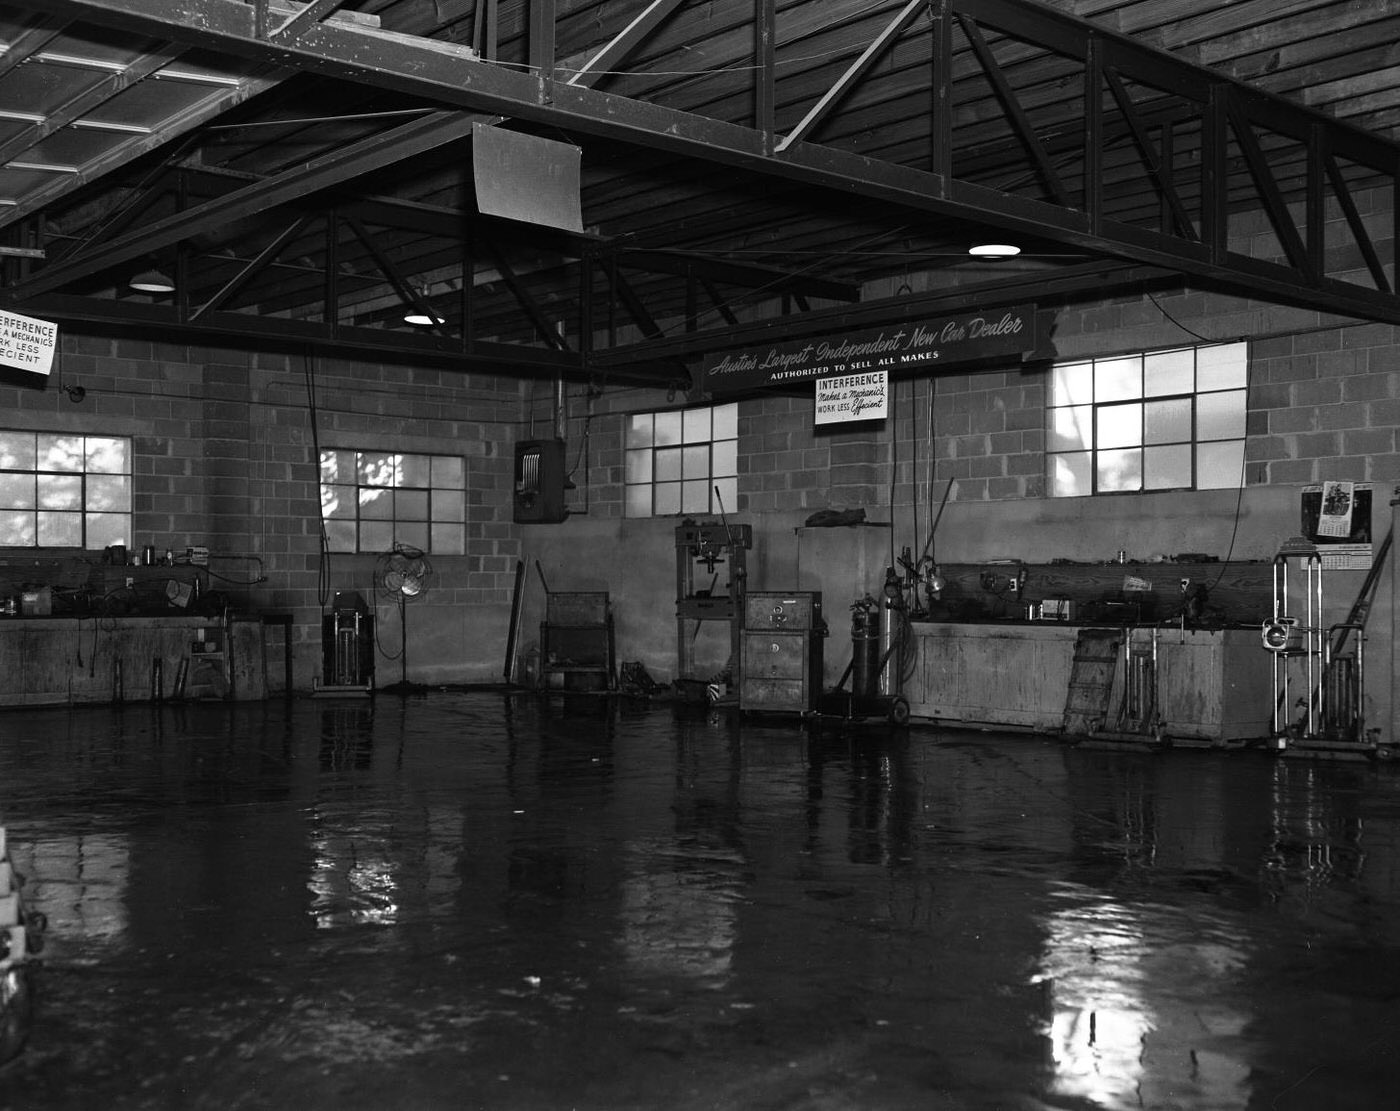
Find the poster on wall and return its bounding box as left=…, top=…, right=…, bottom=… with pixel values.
left=1316, top=480, right=1355, bottom=538
left=0, top=308, right=57, bottom=386
left=699, top=304, right=1038, bottom=394
left=815, top=370, right=887, bottom=425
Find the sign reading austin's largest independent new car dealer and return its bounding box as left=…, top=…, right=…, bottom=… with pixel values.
left=700, top=304, right=1037, bottom=394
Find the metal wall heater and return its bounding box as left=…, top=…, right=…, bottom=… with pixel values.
left=513, top=439, right=569, bottom=523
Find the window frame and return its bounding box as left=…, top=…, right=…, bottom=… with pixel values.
left=318, top=448, right=466, bottom=555
left=0, top=430, right=133, bottom=550
left=1047, top=342, right=1247, bottom=498
left=623, top=401, right=739, bottom=518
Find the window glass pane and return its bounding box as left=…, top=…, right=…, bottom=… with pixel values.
left=37, top=434, right=84, bottom=472
left=1052, top=362, right=1094, bottom=406
left=655, top=446, right=683, bottom=483
left=85, top=437, right=127, bottom=474
left=1198, top=389, right=1246, bottom=440
left=396, top=490, right=429, bottom=521
left=320, top=449, right=354, bottom=483
left=432, top=489, right=464, bottom=523
left=430, top=524, right=464, bottom=554
left=0, top=432, right=35, bottom=470
left=1197, top=440, right=1245, bottom=489
left=712, top=439, right=737, bottom=478
left=1097, top=402, right=1142, bottom=450
left=625, top=448, right=652, bottom=485
left=654, top=482, right=681, bottom=516
left=625, top=413, right=653, bottom=449
left=394, top=521, right=429, bottom=551
left=322, top=484, right=354, bottom=519
left=1144, top=444, right=1192, bottom=490
left=0, top=474, right=35, bottom=509
left=625, top=485, right=652, bottom=517
left=713, top=476, right=737, bottom=514
left=324, top=520, right=356, bottom=553
left=38, top=511, right=82, bottom=547
left=85, top=512, right=128, bottom=549
left=1143, top=348, right=1194, bottom=396
left=1049, top=405, right=1092, bottom=452
left=360, top=487, right=393, bottom=519
left=682, top=408, right=711, bottom=443
left=653, top=411, right=683, bottom=446
left=1094, top=356, right=1142, bottom=402
left=1143, top=398, right=1191, bottom=445
left=1197, top=342, right=1248, bottom=391
left=431, top=456, right=464, bottom=489
left=88, top=474, right=130, bottom=513
left=681, top=479, right=711, bottom=513
left=0, top=510, right=34, bottom=544
left=1050, top=452, right=1092, bottom=497
left=37, top=473, right=81, bottom=510
left=1096, top=448, right=1142, bottom=492
left=398, top=454, right=431, bottom=487
left=360, top=520, right=393, bottom=552
left=712, top=402, right=738, bottom=440
left=681, top=444, right=709, bottom=478
left=359, top=452, right=397, bottom=486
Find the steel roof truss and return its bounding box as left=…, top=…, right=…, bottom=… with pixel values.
left=18, top=109, right=477, bottom=296
left=481, top=238, right=575, bottom=352
left=956, top=11, right=1073, bottom=208
left=1325, top=152, right=1392, bottom=295
left=777, top=0, right=926, bottom=153
left=1102, top=66, right=1197, bottom=242
left=190, top=213, right=315, bottom=320
left=26, top=0, right=1400, bottom=328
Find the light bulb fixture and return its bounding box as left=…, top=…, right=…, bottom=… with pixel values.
left=404, top=284, right=444, bottom=326
left=129, top=268, right=175, bottom=293
left=968, top=243, right=1021, bottom=259
left=63, top=384, right=86, bottom=403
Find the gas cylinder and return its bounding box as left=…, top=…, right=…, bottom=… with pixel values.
left=850, top=597, right=881, bottom=698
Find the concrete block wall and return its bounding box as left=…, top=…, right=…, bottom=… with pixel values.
left=1248, top=323, right=1400, bottom=487
left=1, top=336, right=528, bottom=691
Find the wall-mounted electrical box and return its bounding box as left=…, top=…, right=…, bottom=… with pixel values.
left=513, top=439, right=570, bottom=523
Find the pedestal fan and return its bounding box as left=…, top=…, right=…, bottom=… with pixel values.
left=375, top=542, right=432, bottom=691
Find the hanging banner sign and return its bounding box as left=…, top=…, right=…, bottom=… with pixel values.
left=0, top=309, right=57, bottom=378
left=701, top=304, right=1036, bottom=394
left=815, top=370, right=887, bottom=425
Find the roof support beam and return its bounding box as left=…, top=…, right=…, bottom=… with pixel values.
left=15, top=109, right=477, bottom=296
left=26, top=0, right=1400, bottom=327
left=777, top=0, right=925, bottom=152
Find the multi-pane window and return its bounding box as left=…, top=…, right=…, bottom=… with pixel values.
left=624, top=401, right=738, bottom=517
left=319, top=450, right=465, bottom=554
left=0, top=431, right=131, bottom=549
left=1048, top=342, right=1247, bottom=497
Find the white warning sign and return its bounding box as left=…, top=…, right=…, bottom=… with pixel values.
left=814, top=370, right=888, bottom=425
left=0, top=309, right=57, bottom=377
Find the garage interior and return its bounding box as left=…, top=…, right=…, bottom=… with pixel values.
left=3, top=1, right=1400, bottom=1107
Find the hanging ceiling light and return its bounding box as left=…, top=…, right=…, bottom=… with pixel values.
left=129, top=268, right=175, bottom=293
left=967, top=243, right=1021, bottom=260
left=404, top=285, right=444, bottom=326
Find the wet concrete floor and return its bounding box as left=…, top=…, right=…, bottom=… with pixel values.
left=1, top=691, right=1399, bottom=1110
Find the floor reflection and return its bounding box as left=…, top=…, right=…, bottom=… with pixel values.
left=0, top=695, right=1397, bottom=1110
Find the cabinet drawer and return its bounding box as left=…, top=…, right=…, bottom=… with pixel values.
left=743, top=633, right=807, bottom=678
left=741, top=678, right=809, bottom=711
left=744, top=591, right=822, bottom=630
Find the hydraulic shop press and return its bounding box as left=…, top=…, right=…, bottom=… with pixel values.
left=675, top=519, right=751, bottom=692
